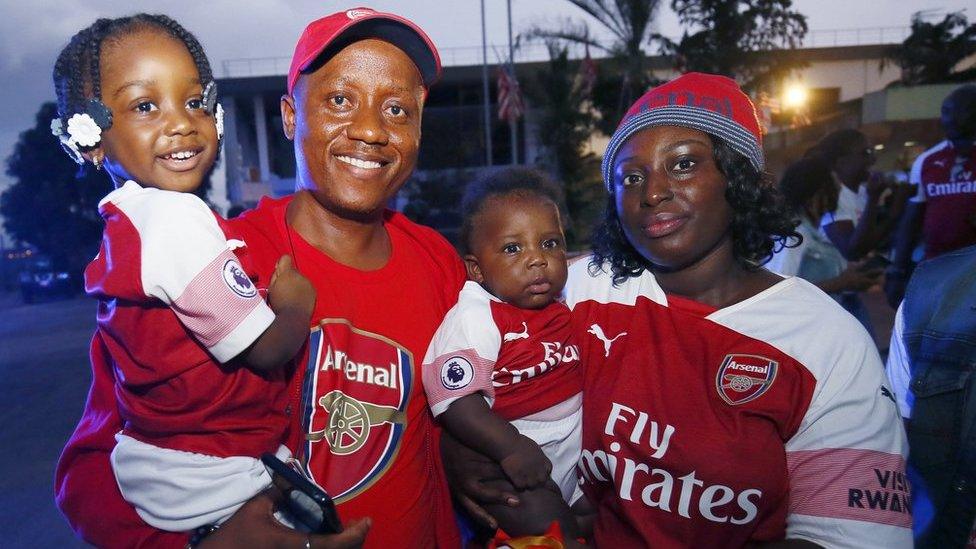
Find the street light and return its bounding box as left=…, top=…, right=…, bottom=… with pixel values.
left=783, top=83, right=808, bottom=109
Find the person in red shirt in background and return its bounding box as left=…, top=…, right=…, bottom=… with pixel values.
left=886, top=84, right=976, bottom=306
left=55, top=8, right=464, bottom=548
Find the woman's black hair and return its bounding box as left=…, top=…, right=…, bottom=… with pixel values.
left=459, top=167, right=565, bottom=254
left=52, top=14, right=213, bottom=123
left=590, top=135, right=800, bottom=285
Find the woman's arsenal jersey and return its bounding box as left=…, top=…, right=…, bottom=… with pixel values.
left=566, top=259, right=912, bottom=548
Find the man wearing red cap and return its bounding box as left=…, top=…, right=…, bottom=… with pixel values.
left=55, top=8, right=464, bottom=548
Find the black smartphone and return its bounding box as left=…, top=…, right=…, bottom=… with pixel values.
left=261, top=453, right=342, bottom=535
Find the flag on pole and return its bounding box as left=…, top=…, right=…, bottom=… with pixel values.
left=497, top=64, right=525, bottom=122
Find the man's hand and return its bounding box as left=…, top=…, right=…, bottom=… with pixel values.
left=268, top=255, right=316, bottom=317
left=198, top=489, right=370, bottom=549
left=440, top=432, right=519, bottom=530
left=499, top=435, right=552, bottom=490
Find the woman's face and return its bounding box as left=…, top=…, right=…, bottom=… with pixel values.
left=612, top=126, right=734, bottom=271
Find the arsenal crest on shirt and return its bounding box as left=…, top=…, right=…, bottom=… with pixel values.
left=300, top=319, right=411, bottom=503
left=715, top=354, right=778, bottom=406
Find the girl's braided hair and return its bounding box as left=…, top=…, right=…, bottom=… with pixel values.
left=52, top=14, right=213, bottom=124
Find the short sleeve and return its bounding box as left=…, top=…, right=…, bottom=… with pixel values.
left=885, top=303, right=913, bottom=419
left=113, top=188, right=274, bottom=363
left=783, top=332, right=912, bottom=547
left=422, top=283, right=502, bottom=417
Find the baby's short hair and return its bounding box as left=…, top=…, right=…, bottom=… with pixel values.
left=459, top=167, right=564, bottom=254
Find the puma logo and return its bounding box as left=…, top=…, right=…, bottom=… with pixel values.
left=588, top=324, right=627, bottom=357
left=503, top=322, right=530, bottom=342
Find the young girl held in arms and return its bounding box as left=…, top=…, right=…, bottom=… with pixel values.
left=52, top=14, right=314, bottom=533
left=422, top=168, right=587, bottom=546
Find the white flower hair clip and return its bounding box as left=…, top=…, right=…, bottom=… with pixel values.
left=50, top=116, right=84, bottom=165
left=66, top=113, right=102, bottom=148
left=215, top=103, right=225, bottom=141
left=52, top=98, right=114, bottom=166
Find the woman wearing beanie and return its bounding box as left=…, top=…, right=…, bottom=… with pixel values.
left=446, top=73, right=911, bottom=548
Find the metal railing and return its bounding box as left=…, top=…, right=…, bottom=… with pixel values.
left=802, top=26, right=911, bottom=48
left=220, top=26, right=911, bottom=78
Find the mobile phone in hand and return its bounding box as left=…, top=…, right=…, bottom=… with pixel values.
left=262, top=453, right=343, bottom=534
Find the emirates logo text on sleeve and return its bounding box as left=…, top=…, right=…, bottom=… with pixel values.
left=492, top=341, right=579, bottom=387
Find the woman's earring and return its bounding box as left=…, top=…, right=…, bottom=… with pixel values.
left=92, top=155, right=103, bottom=171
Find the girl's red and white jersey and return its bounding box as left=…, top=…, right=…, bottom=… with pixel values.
left=85, top=181, right=284, bottom=458
left=566, top=259, right=911, bottom=548
left=423, top=281, right=582, bottom=421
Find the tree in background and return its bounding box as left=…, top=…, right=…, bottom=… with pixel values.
left=530, top=0, right=664, bottom=134
left=884, top=11, right=976, bottom=85
left=1, top=102, right=110, bottom=277
left=525, top=41, right=603, bottom=248
left=654, top=0, right=808, bottom=90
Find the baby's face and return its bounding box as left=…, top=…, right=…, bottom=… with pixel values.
left=465, top=193, right=568, bottom=309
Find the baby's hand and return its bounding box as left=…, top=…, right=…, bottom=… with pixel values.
left=268, top=255, right=316, bottom=318
left=499, top=434, right=552, bottom=490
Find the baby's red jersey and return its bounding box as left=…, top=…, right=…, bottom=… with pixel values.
left=566, top=260, right=912, bottom=548
left=910, top=140, right=976, bottom=259
left=231, top=196, right=466, bottom=549
left=423, top=281, right=582, bottom=421
left=84, top=181, right=284, bottom=458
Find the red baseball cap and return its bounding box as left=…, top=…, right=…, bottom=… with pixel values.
left=287, top=7, right=442, bottom=94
